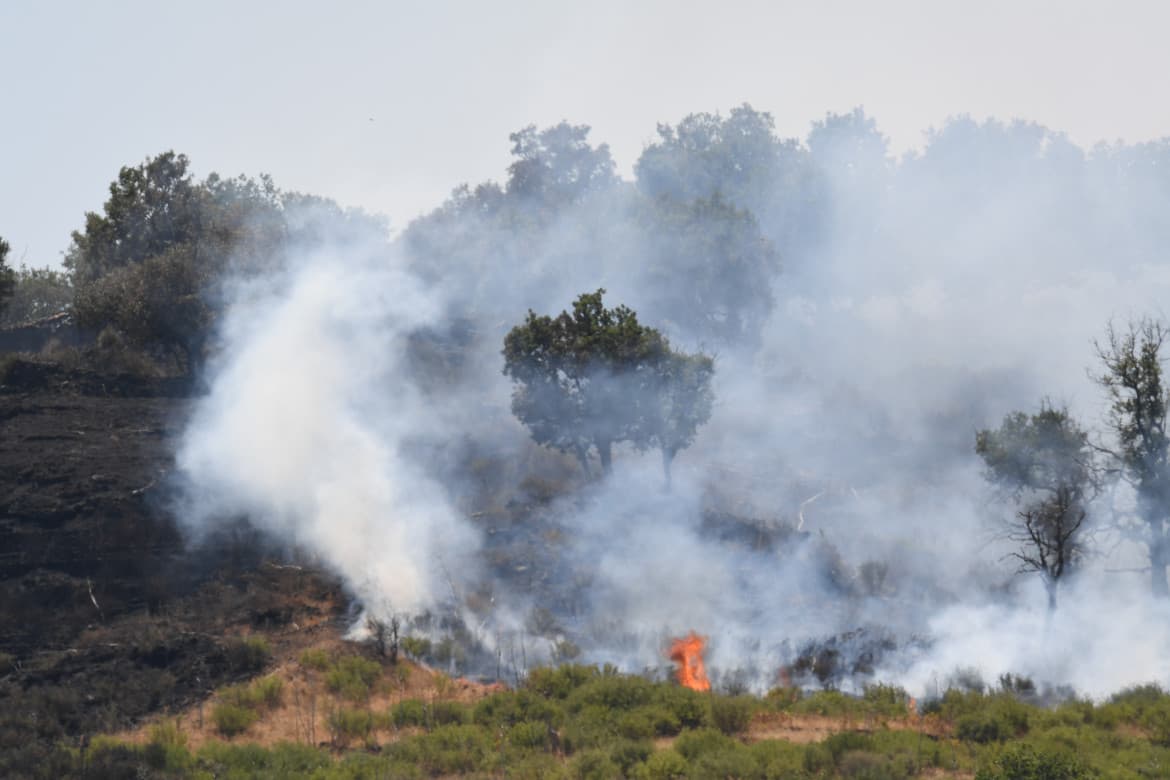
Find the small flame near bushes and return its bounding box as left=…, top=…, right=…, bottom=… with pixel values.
left=668, top=631, right=711, bottom=691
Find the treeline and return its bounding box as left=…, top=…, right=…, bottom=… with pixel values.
left=7, top=106, right=1170, bottom=367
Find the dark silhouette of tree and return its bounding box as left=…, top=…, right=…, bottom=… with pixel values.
left=1094, top=318, right=1170, bottom=597
left=503, top=289, right=713, bottom=480
left=0, top=237, right=15, bottom=317
left=976, top=402, right=1094, bottom=610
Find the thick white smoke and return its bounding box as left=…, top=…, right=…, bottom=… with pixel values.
left=176, top=248, right=480, bottom=617
left=174, top=111, right=1170, bottom=700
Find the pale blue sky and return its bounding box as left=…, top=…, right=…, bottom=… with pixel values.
left=3, top=0, right=1169, bottom=267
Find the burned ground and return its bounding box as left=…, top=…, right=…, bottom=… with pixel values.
left=0, top=356, right=348, bottom=776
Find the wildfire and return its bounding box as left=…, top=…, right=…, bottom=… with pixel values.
left=668, top=631, right=711, bottom=691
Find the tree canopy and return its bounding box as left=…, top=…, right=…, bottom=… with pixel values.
left=503, top=289, right=713, bottom=481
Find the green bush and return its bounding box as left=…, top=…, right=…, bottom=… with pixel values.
left=569, top=748, right=620, bottom=780
left=673, top=727, right=737, bottom=760
left=607, top=738, right=653, bottom=774
left=326, top=655, right=382, bottom=701
left=329, top=708, right=374, bottom=744
left=225, top=635, right=271, bottom=673
left=633, top=749, right=689, bottom=780
left=526, top=664, right=601, bottom=699
left=252, top=675, right=285, bottom=709
left=474, top=689, right=564, bottom=729
left=862, top=683, right=911, bottom=717
left=401, top=636, right=432, bottom=659
left=568, top=674, right=654, bottom=712
left=392, top=699, right=427, bottom=728
left=414, top=724, right=492, bottom=775
left=711, top=694, right=756, bottom=735
left=652, top=684, right=711, bottom=729
left=430, top=699, right=469, bottom=727
left=211, top=702, right=259, bottom=737
left=975, top=743, right=1089, bottom=780
left=299, top=648, right=331, bottom=671
left=508, top=720, right=551, bottom=751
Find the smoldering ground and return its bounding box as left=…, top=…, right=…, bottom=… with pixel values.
left=174, top=108, right=1170, bottom=698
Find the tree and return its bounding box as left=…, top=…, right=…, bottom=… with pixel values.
left=1094, top=318, right=1170, bottom=597
left=0, top=263, right=73, bottom=326
left=502, top=289, right=713, bottom=480
left=636, top=194, right=778, bottom=348
left=506, top=122, right=617, bottom=207
left=0, top=237, right=15, bottom=317
left=644, top=350, right=714, bottom=488
left=976, top=402, right=1094, bottom=610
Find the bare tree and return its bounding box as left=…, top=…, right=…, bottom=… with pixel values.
left=1008, top=486, right=1087, bottom=611
left=1093, top=318, right=1170, bottom=597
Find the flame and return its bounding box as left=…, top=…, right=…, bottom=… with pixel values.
left=668, top=632, right=711, bottom=691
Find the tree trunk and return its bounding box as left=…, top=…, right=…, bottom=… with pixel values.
left=1045, top=579, right=1058, bottom=613
left=661, top=448, right=675, bottom=492
left=596, top=439, right=612, bottom=476
left=1151, top=520, right=1169, bottom=598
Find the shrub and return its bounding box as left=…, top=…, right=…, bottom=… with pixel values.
left=569, top=748, right=620, bottom=780
left=401, top=636, right=432, bottom=659
left=710, top=694, right=756, bottom=735
left=566, top=674, right=654, bottom=713
left=212, top=702, right=258, bottom=737
left=508, top=720, right=551, bottom=751
left=299, top=648, right=331, bottom=671
left=652, top=684, right=711, bottom=729
left=673, top=727, right=736, bottom=760
left=225, top=635, right=271, bottom=673
left=975, top=743, right=1089, bottom=780
left=326, top=655, right=382, bottom=701
left=392, top=699, right=428, bottom=728
left=414, top=724, right=492, bottom=775
left=863, top=683, right=911, bottom=716
left=252, top=675, right=284, bottom=709
left=430, top=700, right=469, bottom=727
left=633, top=749, right=689, bottom=780
left=607, top=739, right=653, bottom=774
left=329, top=708, right=374, bottom=744
left=526, top=664, right=600, bottom=699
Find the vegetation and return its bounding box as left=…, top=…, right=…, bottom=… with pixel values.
left=503, top=288, right=713, bottom=480
left=55, top=665, right=1170, bottom=778
left=976, top=402, right=1095, bottom=609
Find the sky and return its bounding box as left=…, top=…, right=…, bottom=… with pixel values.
left=3, top=0, right=1170, bottom=268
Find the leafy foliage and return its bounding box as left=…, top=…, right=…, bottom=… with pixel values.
left=503, top=289, right=713, bottom=479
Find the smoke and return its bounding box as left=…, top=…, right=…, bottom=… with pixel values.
left=175, top=245, right=480, bottom=617
left=175, top=109, right=1170, bottom=699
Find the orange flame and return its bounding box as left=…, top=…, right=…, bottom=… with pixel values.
left=668, top=632, right=711, bottom=691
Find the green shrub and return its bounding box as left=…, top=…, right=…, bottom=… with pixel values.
left=633, top=749, right=689, bottom=780
left=414, top=724, right=492, bottom=775
left=252, top=675, right=284, bottom=709
left=568, top=674, right=654, bottom=712
left=607, top=738, right=653, bottom=774
left=863, top=683, right=911, bottom=717
left=673, top=727, right=736, bottom=760
left=329, top=708, right=374, bottom=744
left=837, top=749, right=906, bottom=780
left=508, top=720, right=551, bottom=751
left=401, top=636, right=432, bottom=659
left=793, top=689, right=855, bottom=717
left=652, top=684, right=711, bottom=729
left=975, top=743, right=1089, bottom=780
left=299, top=648, right=331, bottom=671
left=710, top=694, right=756, bottom=735
left=144, top=719, right=192, bottom=772
left=506, top=752, right=569, bottom=780
left=474, top=689, right=564, bottom=729
left=824, top=731, right=877, bottom=762
left=392, top=699, right=427, bottom=728
left=750, top=739, right=807, bottom=777
left=211, top=702, right=258, bottom=737
left=569, top=748, right=620, bottom=780
left=225, top=635, right=271, bottom=673
left=526, top=664, right=600, bottom=699
left=326, top=655, right=382, bottom=701
left=430, top=700, right=469, bottom=727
